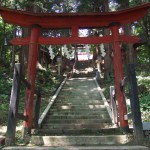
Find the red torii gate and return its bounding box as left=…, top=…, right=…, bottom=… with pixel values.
left=0, top=3, right=150, bottom=133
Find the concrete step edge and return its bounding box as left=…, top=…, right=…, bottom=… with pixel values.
left=2, top=145, right=149, bottom=150
left=46, top=115, right=110, bottom=119
left=30, top=135, right=133, bottom=146
left=38, top=128, right=120, bottom=135
left=41, top=123, right=115, bottom=130
left=44, top=118, right=112, bottom=124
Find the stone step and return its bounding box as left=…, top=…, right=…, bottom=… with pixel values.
left=57, top=95, right=101, bottom=100
left=62, top=86, right=96, bottom=89
left=52, top=104, right=107, bottom=109
left=53, top=102, right=105, bottom=105
left=54, top=100, right=104, bottom=105
left=55, top=98, right=102, bottom=102
left=30, top=135, right=132, bottom=146
left=38, top=128, right=120, bottom=135
left=49, top=110, right=108, bottom=115
left=58, top=93, right=100, bottom=96
left=43, top=118, right=112, bottom=124
left=50, top=108, right=107, bottom=112
left=3, top=146, right=149, bottom=150
left=61, top=87, right=96, bottom=89
left=46, top=114, right=110, bottom=120
left=56, top=98, right=102, bottom=102
left=41, top=123, right=114, bottom=130
left=61, top=88, right=99, bottom=91
left=63, top=82, right=95, bottom=85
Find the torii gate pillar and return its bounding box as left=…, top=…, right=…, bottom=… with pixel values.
left=23, top=25, right=41, bottom=135
left=111, top=23, right=129, bottom=132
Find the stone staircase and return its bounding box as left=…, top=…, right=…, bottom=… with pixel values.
left=29, top=78, right=133, bottom=148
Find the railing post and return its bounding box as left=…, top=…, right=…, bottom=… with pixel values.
left=110, top=86, right=118, bottom=126
left=33, top=88, right=41, bottom=129
left=127, top=64, right=144, bottom=144
left=5, top=63, right=22, bottom=146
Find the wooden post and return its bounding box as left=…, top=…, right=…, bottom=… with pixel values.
left=110, top=86, right=118, bottom=126
left=5, top=63, right=22, bottom=146
left=33, top=88, right=41, bottom=128
left=127, top=64, right=144, bottom=143
left=111, top=23, right=129, bottom=132
left=23, top=25, right=41, bottom=136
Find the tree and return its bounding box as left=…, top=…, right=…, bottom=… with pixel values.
left=134, top=0, right=150, bottom=64
left=113, top=0, right=150, bottom=64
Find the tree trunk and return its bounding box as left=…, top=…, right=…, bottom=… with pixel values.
left=20, top=28, right=30, bottom=78
left=20, top=2, right=42, bottom=77
left=103, top=0, right=113, bottom=80
left=147, top=43, right=150, bottom=64
left=124, top=24, right=136, bottom=64
left=119, top=1, right=136, bottom=64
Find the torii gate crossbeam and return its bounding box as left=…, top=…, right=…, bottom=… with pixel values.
left=0, top=3, right=150, bottom=135
left=10, top=35, right=140, bottom=45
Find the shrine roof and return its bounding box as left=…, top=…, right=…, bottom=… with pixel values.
left=0, top=3, right=150, bottom=28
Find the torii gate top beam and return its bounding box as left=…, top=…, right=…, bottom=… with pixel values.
left=0, top=3, right=150, bottom=28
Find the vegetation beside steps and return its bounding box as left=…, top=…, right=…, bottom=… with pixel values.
left=0, top=65, right=63, bottom=148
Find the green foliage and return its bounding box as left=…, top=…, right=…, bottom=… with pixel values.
left=137, top=45, right=149, bottom=63
left=98, top=74, right=115, bottom=99
left=140, top=93, right=150, bottom=121
left=36, top=70, right=60, bottom=94
left=136, top=65, right=150, bottom=121
left=0, top=66, right=12, bottom=124
left=140, top=94, right=150, bottom=111
left=77, top=0, right=104, bottom=12
left=0, top=63, right=62, bottom=125
left=35, top=68, right=64, bottom=115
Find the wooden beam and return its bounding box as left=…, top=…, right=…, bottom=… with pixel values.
left=10, top=37, right=30, bottom=45
left=120, top=35, right=140, bottom=43
left=0, top=3, right=150, bottom=28
left=39, top=36, right=113, bottom=45
left=10, top=35, right=140, bottom=45
left=10, top=36, right=113, bottom=45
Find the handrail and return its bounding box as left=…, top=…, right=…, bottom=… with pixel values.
left=94, top=78, right=113, bottom=122
left=38, top=77, right=67, bottom=127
